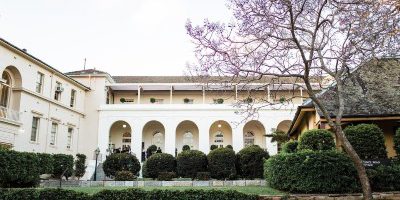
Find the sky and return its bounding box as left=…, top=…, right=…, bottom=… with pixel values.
left=0, top=0, right=233, bottom=75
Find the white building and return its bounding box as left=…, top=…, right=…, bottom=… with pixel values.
left=0, top=38, right=314, bottom=179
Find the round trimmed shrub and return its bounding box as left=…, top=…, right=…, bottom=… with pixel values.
left=158, top=172, right=176, bottom=181
left=236, top=145, right=269, bottom=179
left=210, top=145, right=218, bottom=151
left=207, top=147, right=236, bottom=180
left=226, top=145, right=233, bottom=149
left=264, top=150, right=359, bottom=193
left=52, top=154, right=74, bottom=180
left=102, top=153, right=141, bottom=178
left=74, top=154, right=86, bottom=180
left=146, top=145, right=157, bottom=158
left=115, top=170, right=136, bottom=181
left=344, top=123, right=387, bottom=159
left=281, top=141, right=298, bottom=153
left=394, top=128, right=400, bottom=155
left=182, top=145, right=190, bottom=151
left=142, top=153, right=176, bottom=179
left=298, top=129, right=335, bottom=151
left=37, top=153, right=54, bottom=175
left=367, top=162, right=400, bottom=192
left=176, top=150, right=207, bottom=179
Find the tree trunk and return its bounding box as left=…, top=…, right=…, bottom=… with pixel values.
left=335, top=126, right=373, bottom=200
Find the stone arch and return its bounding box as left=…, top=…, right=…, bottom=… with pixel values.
left=209, top=120, right=232, bottom=148
left=109, top=120, right=132, bottom=153
left=176, top=120, right=199, bottom=152
left=243, top=120, right=266, bottom=148
left=142, top=120, right=165, bottom=152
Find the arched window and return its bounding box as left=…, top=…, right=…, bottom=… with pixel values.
left=0, top=71, right=11, bottom=107
left=244, top=131, right=255, bottom=147
left=183, top=131, right=194, bottom=148
left=214, top=131, right=224, bottom=147
left=153, top=131, right=164, bottom=149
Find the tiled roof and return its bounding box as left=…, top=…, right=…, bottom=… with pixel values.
left=65, top=69, right=109, bottom=76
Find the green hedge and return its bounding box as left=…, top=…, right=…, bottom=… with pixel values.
left=102, top=153, right=141, bottom=178
left=207, top=147, right=236, bottom=180
left=281, top=141, right=298, bottom=153
left=297, top=129, right=335, bottom=151
left=176, top=150, right=207, bottom=179
left=74, top=154, right=87, bottom=179
left=37, top=153, right=54, bottom=175
left=394, top=128, right=400, bottom=155
left=115, top=170, right=136, bottom=181
left=143, top=153, right=176, bottom=179
left=236, top=145, right=269, bottom=179
left=0, top=188, right=257, bottom=200
left=344, top=123, right=387, bottom=159
left=52, top=154, right=74, bottom=180
left=0, top=150, right=40, bottom=188
left=264, top=150, right=359, bottom=193
left=367, top=162, right=400, bottom=192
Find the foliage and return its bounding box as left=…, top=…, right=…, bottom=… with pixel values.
left=120, top=98, right=126, bottom=103
left=344, top=124, right=387, bottom=159
left=183, top=98, right=190, bottom=103
left=158, top=172, right=176, bottom=181
left=226, top=145, right=233, bottom=149
left=367, top=162, right=400, bottom=192
left=297, top=129, right=335, bottom=151
left=150, top=97, right=156, bottom=103
left=215, top=98, right=224, bottom=104
left=115, top=170, right=136, bottom=181
left=102, top=153, right=141, bottom=178
left=0, top=150, right=40, bottom=187
left=37, top=153, right=54, bottom=175
left=143, top=153, right=176, bottom=179
left=196, top=172, right=211, bottom=180
left=266, top=131, right=289, bottom=144
left=207, top=147, right=236, bottom=180
left=176, top=150, right=207, bottom=179
left=236, top=145, right=269, bottom=179
left=264, top=150, right=359, bottom=193
left=146, top=145, right=158, bottom=158
left=394, top=128, right=400, bottom=156
left=182, top=145, right=190, bottom=151
left=281, top=141, right=298, bottom=153
left=210, top=145, right=218, bottom=151
left=75, top=154, right=87, bottom=179
left=52, top=154, right=74, bottom=180
left=1, top=189, right=89, bottom=200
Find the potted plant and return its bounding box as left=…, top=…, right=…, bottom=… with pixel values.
left=183, top=98, right=190, bottom=104
left=150, top=98, right=156, bottom=103
left=245, top=97, right=253, bottom=103
left=216, top=98, right=224, bottom=104
left=120, top=98, right=126, bottom=103
left=279, top=97, right=286, bottom=103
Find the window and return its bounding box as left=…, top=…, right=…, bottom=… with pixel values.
left=244, top=131, right=255, bottom=147
left=67, top=127, right=73, bottom=149
left=54, top=82, right=62, bottom=101
left=70, top=89, right=76, bottom=107
left=30, top=117, right=40, bottom=142
left=36, top=72, right=44, bottom=93
left=214, top=131, right=224, bottom=147
left=183, top=131, right=194, bottom=148
left=50, top=123, right=58, bottom=146
left=0, top=71, right=11, bottom=107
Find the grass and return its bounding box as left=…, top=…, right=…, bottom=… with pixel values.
left=67, top=186, right=284, bottom=196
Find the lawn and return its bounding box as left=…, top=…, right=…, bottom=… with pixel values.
left=67, top=186, right=284, bottom=196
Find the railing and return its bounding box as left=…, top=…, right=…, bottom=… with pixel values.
left=0, top=106, right=20, bottom=122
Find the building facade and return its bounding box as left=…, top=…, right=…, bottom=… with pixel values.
left=0, top=38, right=312, bottom=179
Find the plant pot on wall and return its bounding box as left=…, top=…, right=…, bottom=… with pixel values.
left=183, top=98, right=190, bottom=104
left=120, top=98, right=126, bottom=103
left=150, top=98, right=156, bottom=103
left=216, top=98, right=224, bottom=104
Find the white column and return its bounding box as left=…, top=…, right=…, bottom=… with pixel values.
left=300, top=87, right=303, bottom=103
left=129, top=119, right=145, bottom=162
left=137, top=85, right=141, bottom=104
left=97, top=115, right=111, bottom=161
left=202, top=85, right=205, bottom=104
left=198, top=121, right=210, bottom=154
left=232, top=123, right=244, bottom=152
left=267, top=85, right=271, bottom=102
left=164, top=121, right=176, bottom=155
left=170, top=85, right=173, bottom=104
left=235, top=85, right=238, bottom=103
left=263, top=121, right=278, bottom=155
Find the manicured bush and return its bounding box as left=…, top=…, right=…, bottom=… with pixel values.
left=394, top=128, right=400, bottom=155
left=146, top=189, right=257, bottom=200
left=52, top=154, right=74, bottom=180
left=115, top=170, right=136, bottom=181
left=146, top=145, right=157, bottom=158
left=37, top=153, right=54, bottom=175
left=176, top=150, right=207, bottom=179
left=102, top=153, right=141, bottom=178
left=91, top=188, right=147, bottom=200
left=226, top=145, right=233, bottom=149
left=158, top=172, right=176, bottom=181
left=264, top=150, right=359, bottom=193
left=1, top=189, right=40, bottom=200
left=281, top=141, right=298, bottom=153
left=143, top=153, right=176, bottom=179
left=344, top=123, right=387, bottom=159
left=236, top=145, right=269, bottom=179
left=39, top=188, right=89, bottom=200
left=210, top=144, right=218, bottom=151
left=196, top=172, right=211, bottom=180
left=74, top=153, right=87, bottom=180
left=367, top=162, right=400, bottom=192
left=182, top=145, right=190, bottom=151
left=207, top=147, right=236, bottom=180
left=0, top=150, right=40, bottom=187
left=297, top=129, right=335, bottom=151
